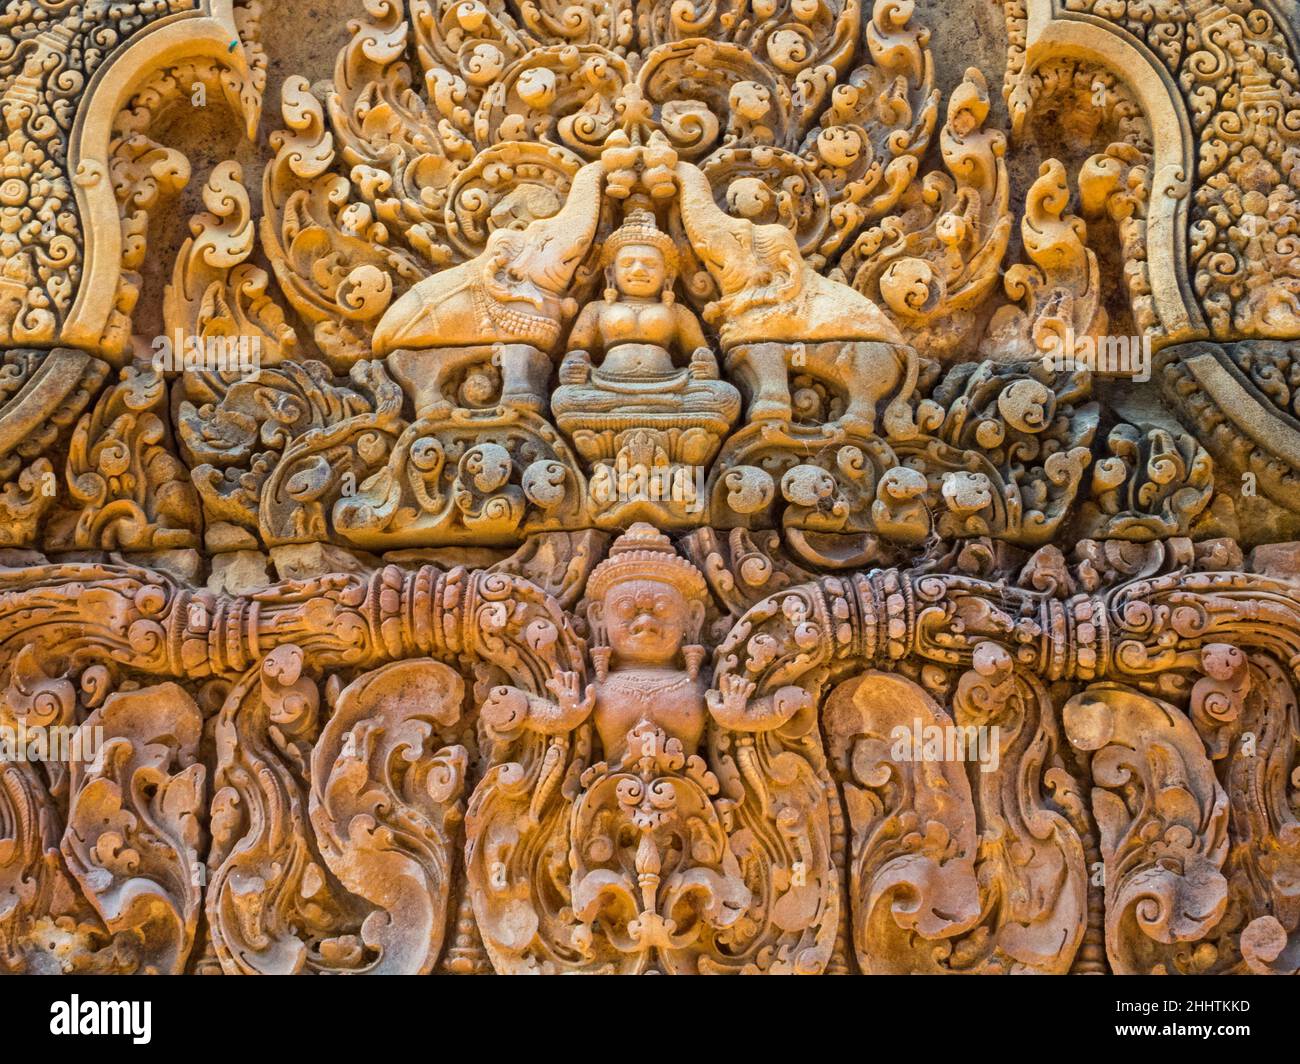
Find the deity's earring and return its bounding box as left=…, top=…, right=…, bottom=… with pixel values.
left=683, top=644, right=705, bottom=680
left=591, top=646, right=611, bottom=682
left=589, top=607, right=611, bottom=681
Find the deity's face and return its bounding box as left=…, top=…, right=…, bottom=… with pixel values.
left=612, top=243, right=667, bottom=300
left=603, top=577, right=689, bottom=666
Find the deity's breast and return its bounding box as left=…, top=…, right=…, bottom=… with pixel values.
left=593, top=669, right=708, bottom=763
left=598, top=302, right=679, bottom=347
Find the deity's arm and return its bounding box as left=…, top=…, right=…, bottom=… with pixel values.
left=565, top=300, right=603, bottom=355
left=706, top=673, right=813, bottom=732
left=480, top=672, right=595, bottom=738
left=674, top=303, right=710, bottom=356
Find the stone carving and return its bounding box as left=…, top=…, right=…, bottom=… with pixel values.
left=51, top=365, right=200, bottom=551
left=468, top=523, right=835, bottom=973
left=825, top=652, right=1088, bottom=974
left=309, top=659, right=468, bottom=974
left=553, top=201, right=741, bottom=526
left=675, top=155, right=918, bottom=438
left=0, top=541, right=1297, bottom=974
left=0, top=349, right=107, bottom=547
left=841, top=67, right=1012, bottom=359
left=0, top=0, right=1298, bottom=980
left=372, top=157, right=606, bottom=416
left=62, top=683, right=206, bottom=975
left=0, top=647, right=86, bottom=973
left=1064, top=685, right=1230, bottom=975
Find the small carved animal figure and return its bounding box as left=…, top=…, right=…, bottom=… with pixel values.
left=370, top=161, right=606, bottom=414
left=675, top=161, right=918, bottom=436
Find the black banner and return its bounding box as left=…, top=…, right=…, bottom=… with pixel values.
left=0, top=975, right=1286, bottom=1053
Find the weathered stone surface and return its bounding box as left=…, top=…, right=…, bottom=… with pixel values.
left=207, top=549, right=271, bottom=595
left=1249, top=541, right=1300, bottom=582
left=1, top=0, right=1299, bottom=977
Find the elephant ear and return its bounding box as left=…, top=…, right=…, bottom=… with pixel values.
left=773, top=240, right=803, bottom=283
left=753, top=228, right=804, bottom=293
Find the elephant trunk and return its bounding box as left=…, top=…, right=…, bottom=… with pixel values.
left=525, top=160, right=605, bottom=292
left=675, top=162, right=746, bottom=285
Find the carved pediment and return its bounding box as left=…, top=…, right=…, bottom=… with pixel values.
left=0, top=0, right=1299, bottom=979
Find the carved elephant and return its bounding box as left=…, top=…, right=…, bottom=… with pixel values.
left=675, top=161, right=918, bottom=436
left=371, top=161, right=606, bottom=415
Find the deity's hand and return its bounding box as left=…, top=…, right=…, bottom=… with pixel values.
left=546, top=671, right=597, bottom=726
left=481, top=676, right=595, bottom=737
left=559, top=350, right=591, bottom=385
left=689, top=347, right=719, bottom=380
left=706, top=673, right=756, bottom=725
left=708, top=675, right=812, bottom=731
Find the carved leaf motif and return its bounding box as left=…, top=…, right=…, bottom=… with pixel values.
left=62, top=682, right=206, bottom=975
left=0, top=349, right=108, bottom=548
left=697, top=721, right=839, bottom=974
left=951, top=646, right=1088, bottom=973
left=841, top=66, right=1009, bottom=354
left=0, top=647, right=82, bottom=972
left=1064, top=684, right=1230, bottom=975
left=309, top=659, right=468, bottom=975
left=1211, top=654, right=1300, bottom=974
left=465, top=723, right=593, bottom=972
left=823, top=671, right=982, bottom=973
left=263, top=76, right=424, bottom=370
left=207, top=646, right=354, bottom=974
left=52, top=365, right=200, bottom=551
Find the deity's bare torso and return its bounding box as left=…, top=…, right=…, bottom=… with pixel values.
left=587, top=301, right=691, bottom=376
left=593, top=667, right=708, bottom=762
left=562, top=209, right=712, bottom=379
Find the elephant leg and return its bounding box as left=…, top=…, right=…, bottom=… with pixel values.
left=728, top=342, right=792, bottom=423
left=388, top=348, right=456, bottom=418
left=833, top=342, right=897, bottom=435
left=389, top=346, right=512, bottom=418
left=497, top=344, right=550, bottom=412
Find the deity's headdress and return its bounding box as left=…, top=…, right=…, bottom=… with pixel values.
left=586, top=523, right=708, bottom=679
left=602, top=207, right=679, bottom=299
left=587, top=522, right=706, bottom=602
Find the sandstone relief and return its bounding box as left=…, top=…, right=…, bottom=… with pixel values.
left=0, top=0, right=1298, bottom=977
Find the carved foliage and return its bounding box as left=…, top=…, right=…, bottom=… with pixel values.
left=309, top=659, right=467, bottom=974
left=62, top=682, right=206, bottom=974
left=1064, top=684, right=1230, bottom=974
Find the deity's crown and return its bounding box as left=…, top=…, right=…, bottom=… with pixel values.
left=602, top=207, right=679, bottom=273
left=588, top=522, right=707, bottom=601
